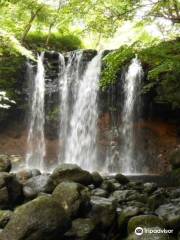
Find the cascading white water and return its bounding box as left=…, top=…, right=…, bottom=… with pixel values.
left=120, top=57, right=143, bottom=174
left=58, top=51, right=83, bottom=162
left=65, top=52, right=103, bottom=171
left=26, top=53, right=46, bottom=171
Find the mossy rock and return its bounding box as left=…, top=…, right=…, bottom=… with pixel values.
left=0, top=196, right=70, bottom=240
left=52, top=181, right=90, bottom=217
left=0, top=210, right=12, bottom=228
left=128, top=215, right=165, bottom=234
left=50, top=163, right=93, bottom=188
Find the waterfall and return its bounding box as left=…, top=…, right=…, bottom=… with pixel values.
left=26, top=53, right=46, bottom=171
left=120, top=57, right=143, bottom=174
left=65, top=52, right=103, bottom=171
left=58, top=51, right=83, bottom=162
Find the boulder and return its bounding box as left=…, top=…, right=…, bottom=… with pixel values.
left=155, top=200, right=180, bottom=230
left=91, top=171, right=103, bottom=187
left=0, top=196, right=70, bottom=240
left=168, top=188, right=180, bottom=199
left=52, top=181, right=90, bottom=217
left=169, top=148, right=180, bottom=169
left=0, top=210, right=12, bottom=228
left=0, top=155, right=11, bottom=173
left=16, top=169, right=33, bottom=183
left=23, top=174, right=53, bottom=199
left=127, top=182, right=144, bottom=191
left=65, top=218, right=96, bottom=239
left=115, top=173, right=129, bottom=184
left=100, top=180, right=115, bottom=193
left=147, top=188, right=166, bottom=211
left=143, top=183, right=157, bottom=193
left=9, top=155, right=24, bottom=171
left=112, top=190, right=146, bottom=203
left=91, top=188, right=108, bottom=198
left=50, top=164, right=93, bottom=188
left=16, top=169, right=41, bottom=184
left=118, top=206, right=143, bottom=229
left=89, top=196, right=116, bottom=228
left=0, top=173, right=22, bottom=209
left=128, top=215, right=165, bottom=234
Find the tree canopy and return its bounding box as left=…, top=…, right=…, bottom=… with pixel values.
left=0, top=0, right=179, bottom=109
left=0, top=0, right=179, bottom=54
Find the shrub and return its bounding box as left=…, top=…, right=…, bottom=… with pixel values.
left=24, top=32, right=83, bottom=52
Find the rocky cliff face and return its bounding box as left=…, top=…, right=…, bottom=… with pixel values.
left=0, top=50, right=179, bottom=174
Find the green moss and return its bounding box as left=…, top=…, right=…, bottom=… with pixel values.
left=101, top=46, right=135, bottom=90
left=101, top=39, right=180, bottom=108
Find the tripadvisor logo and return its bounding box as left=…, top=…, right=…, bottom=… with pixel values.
left=135, top=227, right=143, bottom=236
left=134, top=227, right=174, bottom=236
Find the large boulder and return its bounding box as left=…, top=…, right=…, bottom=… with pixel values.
left=155, top=200, right=180, bottom=230
left=0, top=196, right=70, bottom=240
left=89, top=196, right=116, bottom=229
left=115, top=173, right=129, bottom=185
left=0, top=173, right=22, bottom=209
left=52, top=181, right=90, bottom=217
left=100, top=180, right=116, bottom=193
left=147, top=188, right=166, bottom=211
left=91, top=171, right=103, bottom=187
left=128, top=215, right=165, bottom=235
left=118, top=206, right=143, bottom=230
left=23, top=174, right=53, bottom=199
left=49, top=164, right=93, bottom=188
left=169, top=148, right=180, bottom=169
left=0, top=155, right=11, bottom=173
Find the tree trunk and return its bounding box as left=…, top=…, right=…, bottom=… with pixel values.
left=45, top=23, right=53, bottom=47
left=21, top=6, right=43, bottom=43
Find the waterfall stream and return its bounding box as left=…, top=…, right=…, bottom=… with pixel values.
left=26, top=53, right=46, bottom=171
left=120, top=57, right=143, bottom=174
left=58, top=51, right=83, bottom=162
left=64, top=52, right=103, bottom=171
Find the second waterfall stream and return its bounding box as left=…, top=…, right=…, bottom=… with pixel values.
left=60, top=51, right=103, bottom=171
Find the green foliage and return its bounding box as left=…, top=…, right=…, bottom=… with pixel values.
left=25, top=32, right=83, bottom=52
left=100, top=46, right=135, bottom=90
left=0, top=55, right=24, bottom=102
left=0, top=30, right=33, bottom=59
left=101, top=39, right=180, bottom=108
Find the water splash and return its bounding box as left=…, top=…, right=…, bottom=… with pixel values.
left=58, top=51, right=83, bottom=162
left=120, top=57, right=143, bottom=174
left=26, top=53, right=46, bottom=171
left=65, top=52, right=103, bottom=171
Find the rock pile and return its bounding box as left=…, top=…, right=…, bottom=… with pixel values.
left=0, top=156, right=179, bottom=240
